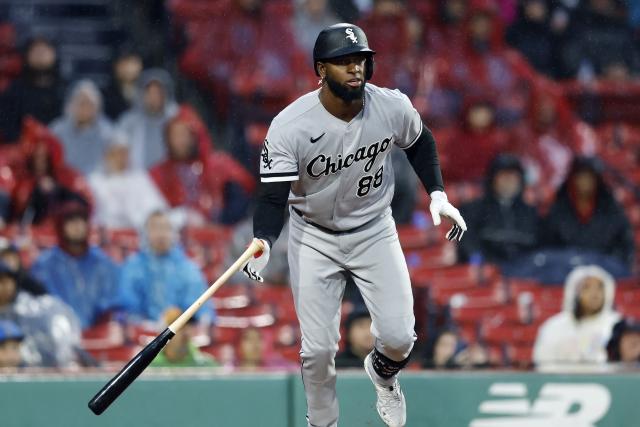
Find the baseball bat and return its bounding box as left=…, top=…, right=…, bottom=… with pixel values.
left=88, top=239, right=264, bottom=415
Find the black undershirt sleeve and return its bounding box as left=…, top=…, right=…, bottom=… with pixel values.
left=252, top=180, right=291, bottom=248
left=403, top=124, right=444, bottom=194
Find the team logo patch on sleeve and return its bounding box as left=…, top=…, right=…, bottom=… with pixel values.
left=261, top=139, right=273, bottom=170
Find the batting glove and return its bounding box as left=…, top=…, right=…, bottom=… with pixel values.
left=242, top=238, right=270, bottom=283
left=429, top=190, right=467, bottom=241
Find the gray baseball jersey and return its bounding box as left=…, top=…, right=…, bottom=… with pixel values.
left=259, top=83, right=423, bottom=231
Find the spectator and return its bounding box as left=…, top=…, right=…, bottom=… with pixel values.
left=335, top=308, right=375, bottom=368
left=294, top=0, right=340, bottom=53
left=119, top=210, right=215, bottom=326
left=0, top=238, right=46, bottom=296
left=533, top=265, right=620, bottom=366
left=10, top=118, right=92, bottom=225
left=607, top=318, right=640, bottom=363
left=559, top=0, right=640, bottom=79
left=30, top=201, right=121, bottom=329
left=424, top=329, right=460, bottom=369
left=151, top=307, right=218, bottom=368
left=89, top=133, right=167, bottom=229
left=235, top=326, right=296, bottom=369
left=438, top=97, right=509, bottom=183
left=358, top=0, right=418, bottom=93
left=415, top=0, right=537, bottom=127
left=458, top=154, right=539, bottom=264
left=509, top=88, right=584, bottom=193
left=0, top=37, right=65, bottom=142
left=540, top=156, right=635, bottom=272
left=103, top=49, right=144, bottom=121
left=0, top=262, right=82, bottom=367
left=506, top=0, right=558, bottom=77
left=50, top=79, right=115, bottom=176
left=423, top=328, right=490, bottom=369
left=150, top=109, right=255, bottom=225
left=0, top=319, right=23, bottom=368
left=422, top=0, right=469, bottom=55
left=117, top=68, right=178, bottom=170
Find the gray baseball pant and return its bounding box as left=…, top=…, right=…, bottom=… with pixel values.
left=288, top=207, right=416, bottom=427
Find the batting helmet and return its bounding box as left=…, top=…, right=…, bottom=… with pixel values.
left=313, top=23, right=376, bottom=80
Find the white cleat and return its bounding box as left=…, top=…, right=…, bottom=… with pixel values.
left=364, top=353, right=407, bottom=427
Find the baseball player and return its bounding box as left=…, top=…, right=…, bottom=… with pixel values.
left=242, top=23, right=467, bottom=427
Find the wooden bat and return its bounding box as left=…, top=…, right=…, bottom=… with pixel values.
left=88, top=239, right=264, bottom=415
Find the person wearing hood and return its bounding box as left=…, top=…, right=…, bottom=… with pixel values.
left=150, top=107, right=255, bottom=225
left=335, top=308, right=375, bottom=368
left=438, top=96, right=510, bottom=183
left=49, top=79, right=114, bottom=176
left=89, top=132, right=167, bottom=229
left=506, top=0, right=558, bottom=77
left=0, top=261, right=82, bottom=367
left=458, top=154, right=539, bottom=264
left=540, top=156, right=634, bottom=272
left=415, top=0, right=537, bottom=127
left=0, top=37, right=66, bottom=142
left=0, top=238, right=46, bottom=296
left=116, top=68, right=178, bottom=170
left=533, top=265, right=621, bottom=366
left=10, top=117, right=93, bottom=225
left=102, top=48, right=144, bottom=121
left=29, top=200, right=122, bottom=329
left=118, top=210, right=215, bottom=326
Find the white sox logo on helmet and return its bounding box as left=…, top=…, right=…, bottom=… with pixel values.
left=345, top=28, right=358, bottom=44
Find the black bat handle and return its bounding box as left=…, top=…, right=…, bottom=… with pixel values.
left=88, top=328, right=175, bottom=415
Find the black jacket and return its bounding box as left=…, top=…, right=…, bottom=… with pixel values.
left=458, top=155, right=539, bottom=264
left=540, top=158, right=635, bottom=268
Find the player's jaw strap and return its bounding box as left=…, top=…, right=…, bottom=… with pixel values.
left=371, top=348, right=410, bottom=379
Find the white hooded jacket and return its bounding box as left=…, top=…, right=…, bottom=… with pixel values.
left=533, top=265, right=620, bottom=365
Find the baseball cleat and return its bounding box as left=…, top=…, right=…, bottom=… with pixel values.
left=364, top=353, right=406, bottom=427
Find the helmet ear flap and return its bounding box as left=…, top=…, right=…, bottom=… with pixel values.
left=365, top=56, right=374, bottom=80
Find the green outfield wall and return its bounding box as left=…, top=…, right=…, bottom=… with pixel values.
left=0, top=370, right=638, bottom=427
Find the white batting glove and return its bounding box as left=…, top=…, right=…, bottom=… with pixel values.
left=241, top=238, right=270, bottom=283
left=429, top=191, right=467, bottom=241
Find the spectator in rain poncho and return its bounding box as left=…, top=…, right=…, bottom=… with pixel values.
left=117, top=68, right=178, bottom=170
left=533, top=265, right=621, bottom=366
left=0, top=262, right=81, bottom=367
left=30, top=200, right=122, bottom=329
left=49, top=79, right=114, bottom=176
left=118, top=210, right=215, bottom=326
left=89, top=132, right=167, bottom=229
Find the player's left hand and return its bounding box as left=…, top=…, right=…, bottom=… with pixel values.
left=429, top=190, right=467, bottom=241
left=241, top=238, right=270, bottom=282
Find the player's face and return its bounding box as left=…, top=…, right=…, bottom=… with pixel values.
left=322, top=54, right=367, bottom=102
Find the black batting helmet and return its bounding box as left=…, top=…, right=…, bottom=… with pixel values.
left=313, top=23, right=376, bottom=80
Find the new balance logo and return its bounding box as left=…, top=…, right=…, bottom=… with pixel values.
left=310, top=132, right=325, bottom=143
left=470, top=382, right=611, bottom=427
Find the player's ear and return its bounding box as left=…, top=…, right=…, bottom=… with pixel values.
left=317, top=62, right=326, bottom=80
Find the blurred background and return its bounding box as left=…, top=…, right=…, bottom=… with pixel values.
left=0, top=0, right=639, bottom=426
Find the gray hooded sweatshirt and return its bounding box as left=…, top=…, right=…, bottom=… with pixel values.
left=116, top=68, right=178, bottom=170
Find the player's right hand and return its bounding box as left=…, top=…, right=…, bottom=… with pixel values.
left=241, top=238, right=270, bottom=282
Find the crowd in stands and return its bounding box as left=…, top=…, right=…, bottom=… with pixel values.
left=0, top=0, right=639, bottom=370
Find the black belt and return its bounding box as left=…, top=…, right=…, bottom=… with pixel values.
left=292, top=207, right=375, bottom=235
